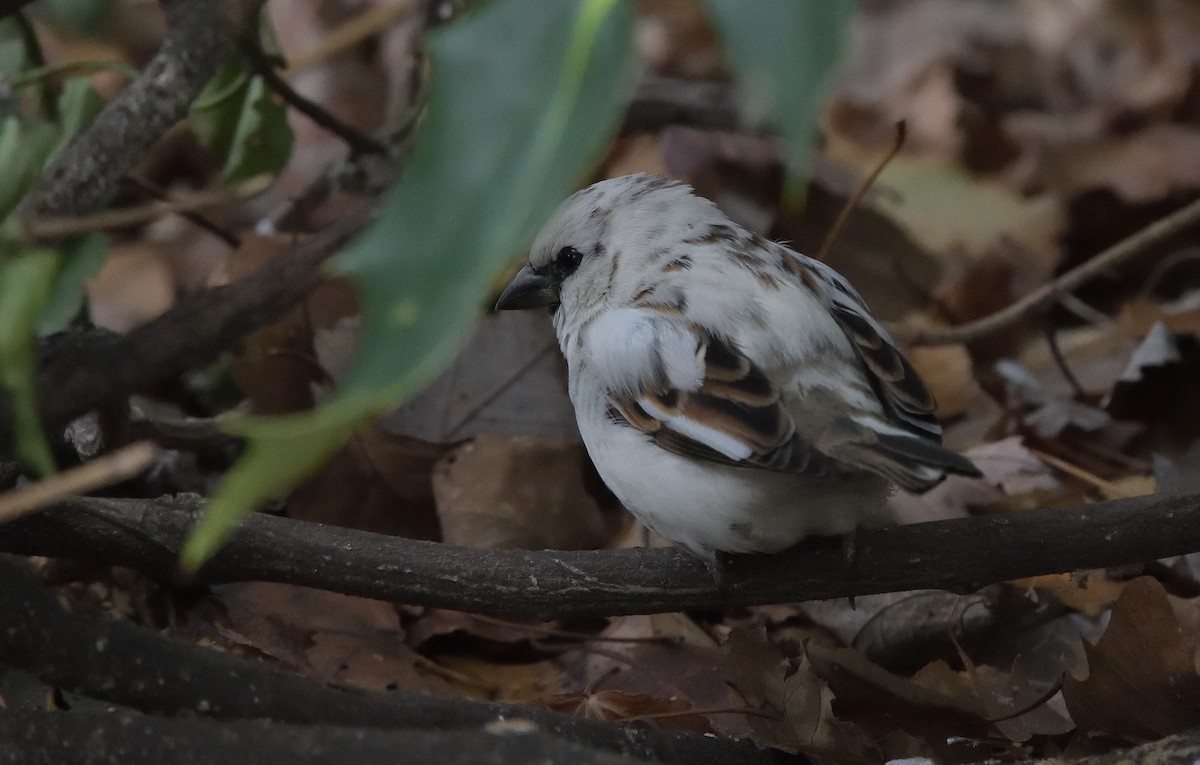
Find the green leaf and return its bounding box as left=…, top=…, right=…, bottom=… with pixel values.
left=190, top=54, right=293, bottom=183
left=36, top=233, right=108, bottom=335
left=222, top=73, right=293, bottom=183
left=0, top=249, right=60, bottom=475
left=0, top=117, right=60, bottom=219
left=45, top=0, right=116, bottom=35
left=697, top=0, right=857, bottom=205
left=0, top=18, right=29, bottom=84
left=52, top=77, right=106, bottom=157
left=181, top=0, right=636, bottom=571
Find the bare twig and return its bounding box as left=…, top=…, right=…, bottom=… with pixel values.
left=0, top=442, right=160, bottom=524
left=816, top=120, right=906, bottom=263
left=284, top=2, right=416, bottom=73
left=239, top=32, right=389, bottom=157
left=22, top=175, right=270, bottom=240
left=0, top=491, right=1196, bottom=619
left=907, top=195, right=1200, bottom=346
left=126, top=173, right=242, bottom=248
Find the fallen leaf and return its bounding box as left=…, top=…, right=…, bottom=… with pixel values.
left=1012, top=572, right=1126, bottom=619
left=433, top=434, right=613, bottom=550
left=1062, top=577, right=1200, bottom=741
left=86, top=243, right=175, bottom=332
left=905, top=344, right=984, bottom=420
left=544, top=690, right=714, bottom=733
left=381, top=311, right=578, bottom=442
left=719, top=627, right=841, bottom=752
left=211, top=582, right=450, bottom=695
left=575, top=613, right=753, bottom=740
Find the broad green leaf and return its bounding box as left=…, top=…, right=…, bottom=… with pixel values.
left=46, top=0, right=116, bottom=34
left=36, top=233, right=108, bottom=335
left=0, top=117, right=59, bottom=219
left=223, top=73, right=293, bottom=183
left=190, top=54, right=292, bottom=183
left=52, top=77, right=106, bottom=157
left=698, top=0, right=857, bottom=205
left=181, top=0, right=637, bottom=570
left=0, top=19, right=28, bottom=85
left=0, top=250, right=59, bottom=475
left=190, top=57, right=248, bottom=156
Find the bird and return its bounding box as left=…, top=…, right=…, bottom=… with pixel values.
left=495, top=174, right=980, bottom=563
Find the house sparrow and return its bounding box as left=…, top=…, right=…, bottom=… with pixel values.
left=496, top=174, right=980, bottom=561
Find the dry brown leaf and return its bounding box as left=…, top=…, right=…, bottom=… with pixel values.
left=382, top=311, right=577, bottom=442
left=436, top=654, right=571, bottom=702
left=575, top=613, right=753, bottom=740
left=287, top=424, right=445, bottom=539
left=433, top=434, right=611, bottom=550
left=544, top=690, right=714, bottom=733
left=1013, top=572, right=1126, bottom=619
left=1063, top=577, right=1200, bottom=741
left=914, top=659, right=1072, bottom=742
left=86, top=243, right=175, bottom=332
left=212, top=582, right=450, bottom=695
left=807, top=642, right=1001, bottom=761
left=719, top=627, right=832, bottom=752
left=905, top=344, right=983, bottom=420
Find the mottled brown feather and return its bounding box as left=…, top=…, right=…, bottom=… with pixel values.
left=609, top=331, right=828, bottom=476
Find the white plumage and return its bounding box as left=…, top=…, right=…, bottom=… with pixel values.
left=496, top=174, right=980, bottom=560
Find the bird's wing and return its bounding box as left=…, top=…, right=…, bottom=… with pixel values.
left=585, top=305, right=831, bottom=477
left=798, top=257, right=982, bottom=490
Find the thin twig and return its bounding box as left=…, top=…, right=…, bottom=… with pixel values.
left=283, top=2, right=415, bottom=73
left=125, top=173, right=241, bottom=248
left=1026, top=447, right=1137, bottom=500
left=907, top=195, right=1200, bottom=346
left=1043, top=326, right=1085, bottom=399
left=22, top=175, right=271, bottom=240
left=239, top=33, right=389, bottom=156
left=816, top=120, right=906, bottom=263
left=0, top=442, right=160, bottom=524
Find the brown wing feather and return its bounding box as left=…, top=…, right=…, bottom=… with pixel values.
left=608, top=333, right=831, bottom=477
left=828, top=299, right=941, bottom=439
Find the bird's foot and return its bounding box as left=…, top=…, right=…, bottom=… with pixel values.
left=841, top=527, right=862, bottom=609
left=704, top=550, right=736, bottom=588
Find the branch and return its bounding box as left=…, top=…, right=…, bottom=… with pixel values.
left=620, top=76, right=738, bottom=135
left=0, top=492, right=1196, bottom=619
left=34, top=210, right=366, bottom=433
left=0, top=712, right=653, bottom=765
left=25, top=0, right=243, bottom=218
left=239, top=32, right=389, bottom=157
left=0, top=555, right=783, bottom=765
left=906, top=195, right=1200, bottom=346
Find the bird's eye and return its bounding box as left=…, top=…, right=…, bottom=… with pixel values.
left=556, top=246, right=583, bottom=274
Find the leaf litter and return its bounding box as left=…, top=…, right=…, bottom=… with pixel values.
left=43, top=0, right=1200, bottom=761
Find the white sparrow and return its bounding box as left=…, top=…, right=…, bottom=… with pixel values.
left=496, top=174, right=980, bottom=561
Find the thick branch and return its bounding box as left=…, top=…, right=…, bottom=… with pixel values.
left=0, top=492, right=1196, bottom=619
left=0, top=712, right=650, bottom=765
left=35, top=211, right=365, bottom=432
left=0, top=555, right=782, bottom=765
left=27, top=0, right=240, bottom=218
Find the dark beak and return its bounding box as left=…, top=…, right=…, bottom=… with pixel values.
left=495, top=265, right=559, bottom=310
